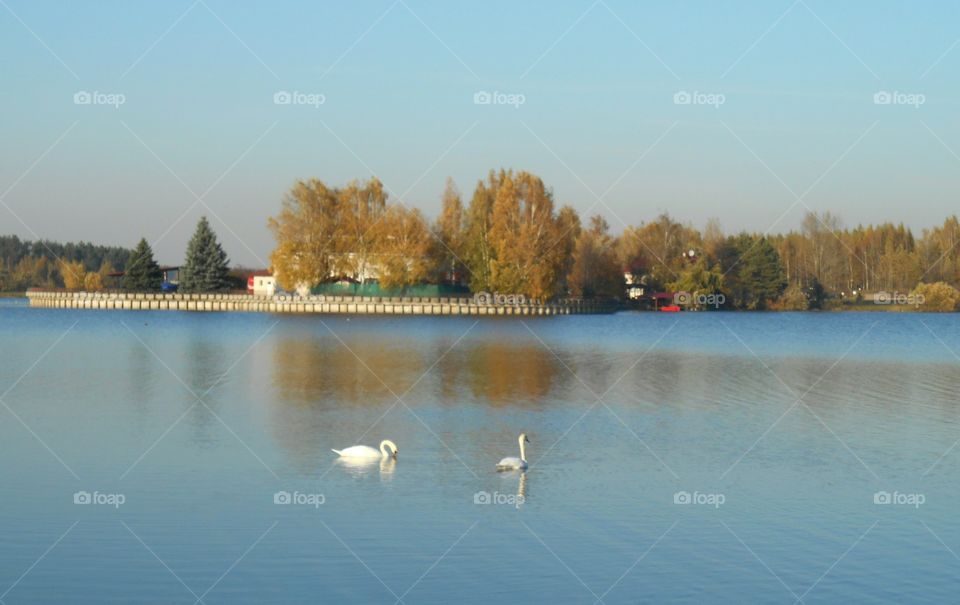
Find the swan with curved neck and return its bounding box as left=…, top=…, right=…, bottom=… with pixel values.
left=332, top=439, right=398, bottom=459
left=496, top=433, right=530, bottom=470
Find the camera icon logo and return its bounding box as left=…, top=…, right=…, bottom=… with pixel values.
left=73, top=491, right=92, bottom=504
left=673, top=490, right=691, bottom=504
left=673, top=91, right=692, bottom=105
left=674, top=291, right=691, bottom=305
left=874, top=491, right=891, bottom=505
left=274, top=490, right=292, bottom=504
left=273, top=91, right=292, bottom=105
left=874, top=291, right=890, bottom=304
left=873, top=91, right=892, bottom=105
left=473, top=91, right=492, bottom=105
left=73, top=91, right=92, bottom=105
left=473, top=490, right=492, bottom=504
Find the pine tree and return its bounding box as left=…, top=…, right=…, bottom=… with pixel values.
left=123, top=238, right=162, bottom=291
left=739, top=236, right=787, bottom=309
left=180, top=216, right=230, bottom=292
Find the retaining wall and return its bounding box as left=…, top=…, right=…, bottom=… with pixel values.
left=25, top=290, right=617, bottom=316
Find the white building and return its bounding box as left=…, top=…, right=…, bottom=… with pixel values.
left=251, top=275, right=276, bottom=296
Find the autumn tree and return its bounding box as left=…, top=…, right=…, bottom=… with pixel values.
left=268, top=179, right=343, bottom=291
left=802, top=211, right=844, bottom=290
left=10, top=256, right=54, bottom=290
left=83, top=271, right=104, bottom=291
left=58, top=260, right=86, bottom=290
left=486, top=171, right=568, bottom=300
left=462, top=171, right=499, bottom=292
left=374, top=206, right=434, bottom=290
left=773, top=284, right=810, bottom=311
left=668, top=258, right=725, bottom=310
left=432, top=177, right=466, bottom=283
left=618, top=214, right=701, bottom=293
left=336, top=178, right=388, bottom=282
left=568, top=215, right=623, bottom=299
left=555, top=205, right=581, bottom=294
left=912, top=282, right=960, bottom=312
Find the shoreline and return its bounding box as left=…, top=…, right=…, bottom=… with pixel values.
left=18, top=289, right=933, bottom=314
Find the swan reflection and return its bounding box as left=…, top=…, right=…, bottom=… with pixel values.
left=333, top=455, right=398, bottom=480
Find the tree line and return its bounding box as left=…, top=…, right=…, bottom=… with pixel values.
left=0, top=217, right=232, bottom=293
left=269, top=170, right=960, bottom=309
left=0, top=235, right=131, bottom=291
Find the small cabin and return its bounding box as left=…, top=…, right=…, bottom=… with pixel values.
left=248, top=273, right=276, bottom=296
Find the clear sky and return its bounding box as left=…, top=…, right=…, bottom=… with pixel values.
left=1, top=0, right=958, bottom=266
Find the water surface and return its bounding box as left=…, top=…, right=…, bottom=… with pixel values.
left=1, top=301, right=958, bottom=603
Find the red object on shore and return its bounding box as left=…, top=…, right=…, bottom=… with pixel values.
left=659, top=305, right=681, bottom=312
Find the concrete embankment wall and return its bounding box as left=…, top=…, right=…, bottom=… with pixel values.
left=25, top=290, right=617, bottom=316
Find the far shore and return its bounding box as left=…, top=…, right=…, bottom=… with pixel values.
left=13, top=289, right=944, bottom=315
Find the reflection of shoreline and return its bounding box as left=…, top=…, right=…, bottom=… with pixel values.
left=435, top=343, right=571, bottom=405
left=270, top=335, right=444, bottom=408
left=270, top=336, right=574, bottom=407
left=264, top=334, right=577, bottom=467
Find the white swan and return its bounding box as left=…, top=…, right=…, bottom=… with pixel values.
left=332, top=439, right=398, bottom=459
left=496, top=433, right=530, bottom=470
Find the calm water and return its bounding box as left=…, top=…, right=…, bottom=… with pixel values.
left=1, top=299, right=959, bottom=603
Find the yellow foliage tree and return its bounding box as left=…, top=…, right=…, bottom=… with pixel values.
left=569, top=216, right=623, bottom=298
left=431, top=177, right=465, bottom=281
left=912, top=281, right=960, bottom=312
left=13, top=256, right=53, bottom=289
left=59, top=260, right=87, bottom=290
left=268, top=179, right=342, bottom=291
left=487, top=171, right=566, bottom=301
left=374, top=206, right=433, bottom=290
left=84, top=271, right=104, bottom=291
left=98, top=260, right=116, bottom=288
left=268, top=177, right=390, bottom=291
left=335, top=178, right=388, bottom=282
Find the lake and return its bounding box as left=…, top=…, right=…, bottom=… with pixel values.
left=1, top=299, right=958, bottom=603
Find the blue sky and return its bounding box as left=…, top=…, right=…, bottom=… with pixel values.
left=1, top=0, right=958, bottom=266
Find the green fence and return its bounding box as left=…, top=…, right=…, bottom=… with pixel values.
left=309, top=283, right=470, bottom=297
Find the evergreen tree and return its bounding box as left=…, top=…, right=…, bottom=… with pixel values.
left=122, top=238, right=162, bottom=291
left=738, top=236, right=787, bottom=309
left=180, top=216, right=230, bottom=292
